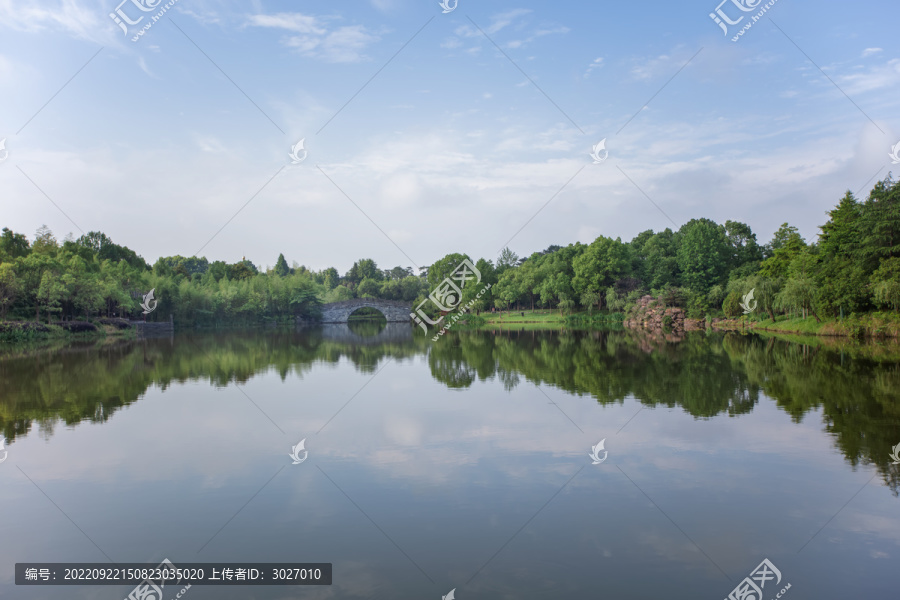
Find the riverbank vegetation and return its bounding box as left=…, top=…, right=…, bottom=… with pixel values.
left=1, top=176, right=897, bottom=334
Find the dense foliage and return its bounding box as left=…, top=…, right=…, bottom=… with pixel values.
left=1, top=176, right=897, bottom=325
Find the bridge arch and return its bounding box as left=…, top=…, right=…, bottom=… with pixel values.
left=320, top=299, right=412, bottom=323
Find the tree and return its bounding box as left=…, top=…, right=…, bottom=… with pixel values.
left=208, top=261, right=228, bottom=282
left=749, top=276, right=780, bottom=322
left=15, top=253, right=59, bottom=320
left=321, top=267, right=340, bottom=290
left=759, top=229, right=805, bottom=279
left=764, top=222, right=802, bottom=259
left=345, top=259, right=382, bottom=286
left=0, top=227, right=30, bottom=260
left=572, top=236, right=630, bottom=297
left=357, top=278, right=380, bottom=298
left=816, top=192, right=868, bottom=315
left=580, top=290, right=600, bottom=313
left=388, top=266, right=413, bottom=280
left=859, top=176, right=900, bottom=269
left=273, top=253, right=290, bottom=277
left=76, top=231, right=149, bottom=270
left=32, top=225, right=58, bottom=256
left=37, top=270, right=66, bottom=322
left=228, top=260, right=257, bottom=281
left=637, top=228, right=680, bottom=289
left=724, top=220, right=762, bottom=275
left=497, top=247, right=519, bottom=272
left=871, top=257, right=900, bottom=311
left=0, top=263, right=19, bottom=318
left=676, top=218, right=730, bottom=293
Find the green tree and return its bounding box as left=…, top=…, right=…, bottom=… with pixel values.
left=0, top=227, right=30, bottom=261
left=638, top=228, right=680, bottom=289
left=357, top=278, right=380, bottom=298
left=676, top=218, right=730, bottom=293
left=859, top=176, right=900, bottom=269
left=0, top=263, right=19, bottom=318
left=724, top=220, right=762, bottom=275
left=764, top=222, right=802, bottom=259
left=273, top=253, right=290, bottom=277
left=759, top=229, right=806, bottom=279
left=871, top=257, right=900, bottom=311
left=572, top=236, right=629, bottom=298
left=497, top=247, right=519, bottom=272
left=32, top=225, right=58, bottom=256
left=816, top=191, right=868, bottom=315
left=37, top=270, right=66, bottom=322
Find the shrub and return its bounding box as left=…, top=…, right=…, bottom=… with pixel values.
left=53, top=321, right=98, bottom=333
left=722, top=291, right=743, bottom=318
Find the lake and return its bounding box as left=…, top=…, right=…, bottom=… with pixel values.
left=1, top=324, right=898, bottom=599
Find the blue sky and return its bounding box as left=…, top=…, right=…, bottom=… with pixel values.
left=1, top=0, right=898, bottom=272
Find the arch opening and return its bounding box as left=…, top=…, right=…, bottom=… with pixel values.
left=347, top=306, right=387, bottom=336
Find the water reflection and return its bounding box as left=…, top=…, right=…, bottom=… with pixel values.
left=0, top=326, right=898, bottom=493
left=1, top=326, right=899, bottom=599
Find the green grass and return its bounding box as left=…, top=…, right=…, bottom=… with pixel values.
left=0, top=320, right=137, bottom=343
left=716, top=311, right=900, bottom=338
left=480, top=309, right=570, bottom=324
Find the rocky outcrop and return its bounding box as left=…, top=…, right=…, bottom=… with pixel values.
left=624, top=295, right=706, bottom=333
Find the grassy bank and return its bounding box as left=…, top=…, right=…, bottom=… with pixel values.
left=477, top=308, right=900, bottom=339
left=480, top=309, right=568, bottom=324
left=0, top=319, right=138, bottom=343
left=713, top=312, right=900, bottom=338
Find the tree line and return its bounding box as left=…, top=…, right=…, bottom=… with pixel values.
left=0, top=175, right=897, bottom=326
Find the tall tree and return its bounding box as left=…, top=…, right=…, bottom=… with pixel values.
left=273, top=253, right=290, bottom=277
left=676, top=218, right=730, bottom=293
left=816, top=191, right=868, bottom=315
left=572, top=236, right=630, bottom=298
left=0, top=227, right=30, bottom=260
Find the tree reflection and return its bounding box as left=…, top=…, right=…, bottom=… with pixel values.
left=1, top=326, right=897, bottom=494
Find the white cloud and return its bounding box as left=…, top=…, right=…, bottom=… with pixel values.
left=454, top=10, right=526, bottom=39
left=247, top=12, right=324, bottom=34
left=0, top=0, right=117, bottom=45
left=584, top=56, right=603, bottom=78
left=505, top=24, right=569, bottom=49
left=836, top=58, right=900, bottom=95
left=247, top=12, right=380, bottom=63
left=629, top=46, right=701, bottom=82
left=861, top=47, right=882, bottom=58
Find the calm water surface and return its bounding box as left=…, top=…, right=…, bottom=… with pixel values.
left=1, top=324, right=898, bottom=599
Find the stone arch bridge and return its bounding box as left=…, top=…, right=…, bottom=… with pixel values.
left=320, top=299, right=412, bottom=323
